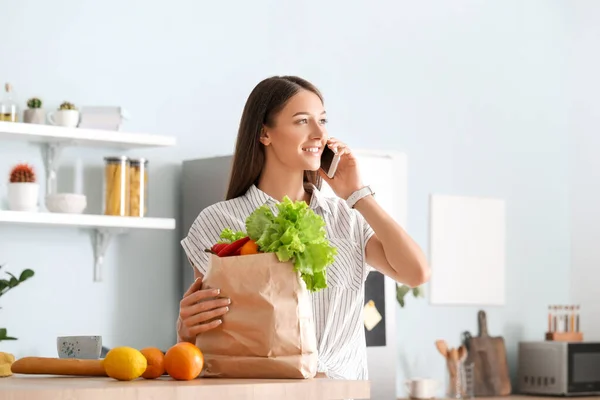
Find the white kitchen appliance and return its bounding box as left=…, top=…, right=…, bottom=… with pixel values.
left=518, top=341, right=600, bottom=396
left=180, top=150, right=407, bottom=400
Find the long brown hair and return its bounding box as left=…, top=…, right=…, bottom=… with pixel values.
left=226, top=75, right=324, bottom=200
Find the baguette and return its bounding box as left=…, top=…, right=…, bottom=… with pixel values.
left=11, top=357, right=107, bottom=376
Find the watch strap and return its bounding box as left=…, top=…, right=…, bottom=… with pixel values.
left=346, top=186, right=374, bottom=208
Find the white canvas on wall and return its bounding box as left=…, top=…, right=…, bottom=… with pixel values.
left=429, top=194, right=506, bottom=305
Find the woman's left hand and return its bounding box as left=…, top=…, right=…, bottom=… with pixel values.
left=318, top=138, right=364, bottom=200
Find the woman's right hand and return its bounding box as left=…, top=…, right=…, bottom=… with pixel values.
left=178, top=275, right=230, bottom=342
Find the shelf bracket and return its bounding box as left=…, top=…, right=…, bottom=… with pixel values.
left=40, top=142, right=70, bottom=196
left=92, top=228, right=126, bottom=282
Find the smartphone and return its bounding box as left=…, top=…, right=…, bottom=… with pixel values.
left=320, top=145, right=341, bottom=179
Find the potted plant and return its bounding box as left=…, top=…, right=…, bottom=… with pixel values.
left=7, top=163, right=39, bottom=212
left=0, top=263, right=34, bottom=342
left=47, top=101, right=79, bottom=127
left=396, top=283, right=425, bottom=307
left=23, top=97, right=45, bottom=124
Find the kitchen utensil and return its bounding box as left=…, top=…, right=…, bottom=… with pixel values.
left=449, top=347, right=458, bottom=361
left=10, top=357, right=107, bottom=376
left=436, top=341, right=471, bottom=398
left=458, top=345, right=467, bottom=362
left=446, top=347, right=461, bottom=397
left=435, top=340, right=448, bottom=357
left=462, top=310, right=511, bottom=396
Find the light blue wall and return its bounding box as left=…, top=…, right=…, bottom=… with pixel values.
left=0, top=0, right=572, bottom=395
left=569, top=1, right=600, bottom=342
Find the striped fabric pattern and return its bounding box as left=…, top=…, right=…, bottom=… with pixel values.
left=181, top=183, right=375, bottom=380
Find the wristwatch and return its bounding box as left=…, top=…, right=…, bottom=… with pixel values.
left=346, top=185, right=375, bottom=209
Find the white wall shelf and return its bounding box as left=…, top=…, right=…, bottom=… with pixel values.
left=0, top=210, right=175, bottom=230
left=0, top=211, right=176, bottom=282
left=0, top=121, right=176, bottom=148
left=0, top=121, right=178, bottom=282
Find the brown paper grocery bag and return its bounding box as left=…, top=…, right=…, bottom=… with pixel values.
left=196, top=252, right=318, bottom=379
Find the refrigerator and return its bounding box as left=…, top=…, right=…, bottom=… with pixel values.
left=180, top=151, right=407, bottom=400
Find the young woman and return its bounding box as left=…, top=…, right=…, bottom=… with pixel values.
left=179, top=75, right=430, bottom=380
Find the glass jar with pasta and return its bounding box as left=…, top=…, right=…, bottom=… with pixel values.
left=129, top=158, right=148, bottom=217
left=103, top=156, right=131, bottom=216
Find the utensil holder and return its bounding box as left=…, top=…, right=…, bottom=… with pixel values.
left=446, top=359, right=463, bottom=399
left=545, top=331, right=584, bottom=342
left=447, top=359, right=474, bottom=398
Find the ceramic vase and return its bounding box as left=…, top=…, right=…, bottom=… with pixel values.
left=7, top=182, right=39, bottom=212
left=47, top=109, right=79, bottom=127
left=23, top=109, right=46, bottom=124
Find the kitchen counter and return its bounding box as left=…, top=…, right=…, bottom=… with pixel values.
left=1, top=375, right=370, bottom=400
left=397, top=397, right=600, bottom=400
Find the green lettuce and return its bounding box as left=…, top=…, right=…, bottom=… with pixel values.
left=218, top=228, right=247, bottom=243
left=245, top=196, right=337, bottom=292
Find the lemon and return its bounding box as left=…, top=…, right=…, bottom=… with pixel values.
left=103, top=346, right=147, bottom=381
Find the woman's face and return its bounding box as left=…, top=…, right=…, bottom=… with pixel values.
left=261, top=89, right=328, bottom=172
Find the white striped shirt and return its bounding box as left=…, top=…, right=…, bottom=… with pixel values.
left=181, top=183, right=374, bottom=380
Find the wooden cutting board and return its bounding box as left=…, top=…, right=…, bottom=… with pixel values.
left=462, top=310, right=511, bottom=396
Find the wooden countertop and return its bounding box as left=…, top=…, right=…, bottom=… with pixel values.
left=506, top=398, right=600, bottom=400
left=397, top=397, right=600, bottom=400
left=1, top=375, right=371, bottom=400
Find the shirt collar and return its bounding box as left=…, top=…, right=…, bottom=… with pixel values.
left=244, top=183, right=331, bottom=215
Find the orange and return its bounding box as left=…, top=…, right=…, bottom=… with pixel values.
left=140, top=347, right=165, bottom=379
left=240, top=239, right=259, bottom=255
left=164, top=342, right=204, bottom=380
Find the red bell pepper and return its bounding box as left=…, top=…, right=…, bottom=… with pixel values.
left=211, top=243, right=228, bottom=254
left=217, top=236, right=251, bottom=257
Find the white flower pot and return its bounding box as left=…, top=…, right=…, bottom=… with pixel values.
left=23, top=108, right=46, bottom=124
left=7, top=183, right=39, bottom=212
left=47, top=109, right=79, bottom=127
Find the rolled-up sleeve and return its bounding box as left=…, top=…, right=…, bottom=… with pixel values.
left=354, top=210, right=376, bottom=278
left=181, top=204, right=247, bottom=275
left=181, top=210, right=213, bottom=275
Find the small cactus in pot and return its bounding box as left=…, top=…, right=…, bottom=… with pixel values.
left=6, top=163, right=39, bottom=212
left=27, top=97, right=42, bottom=109
left=59, top=101, right=77, bottom=111
left=23, top=97, right=46, bottom=124
left=48, top=100, right=79, bottom=127
left=9, top=163, right=37, bottom=183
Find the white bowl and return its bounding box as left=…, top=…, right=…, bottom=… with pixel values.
left=45, top=193, right=87, bottom=214
left=57, top=335, right=102, bottom=359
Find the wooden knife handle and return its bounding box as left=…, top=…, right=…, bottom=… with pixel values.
left=11, top=357, right=107, bottom=376
left=478, top=310, right=489, bottom=336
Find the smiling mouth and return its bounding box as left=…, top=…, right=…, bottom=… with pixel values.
left=302, top=147, right=321, bottom=154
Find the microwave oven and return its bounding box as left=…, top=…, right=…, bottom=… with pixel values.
left=518, top=341, right=600, bottom=396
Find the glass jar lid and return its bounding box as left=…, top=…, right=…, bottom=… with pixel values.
left=104, top=155, right=129, bottom=163
left=130, top=158, right=148, bottom=166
